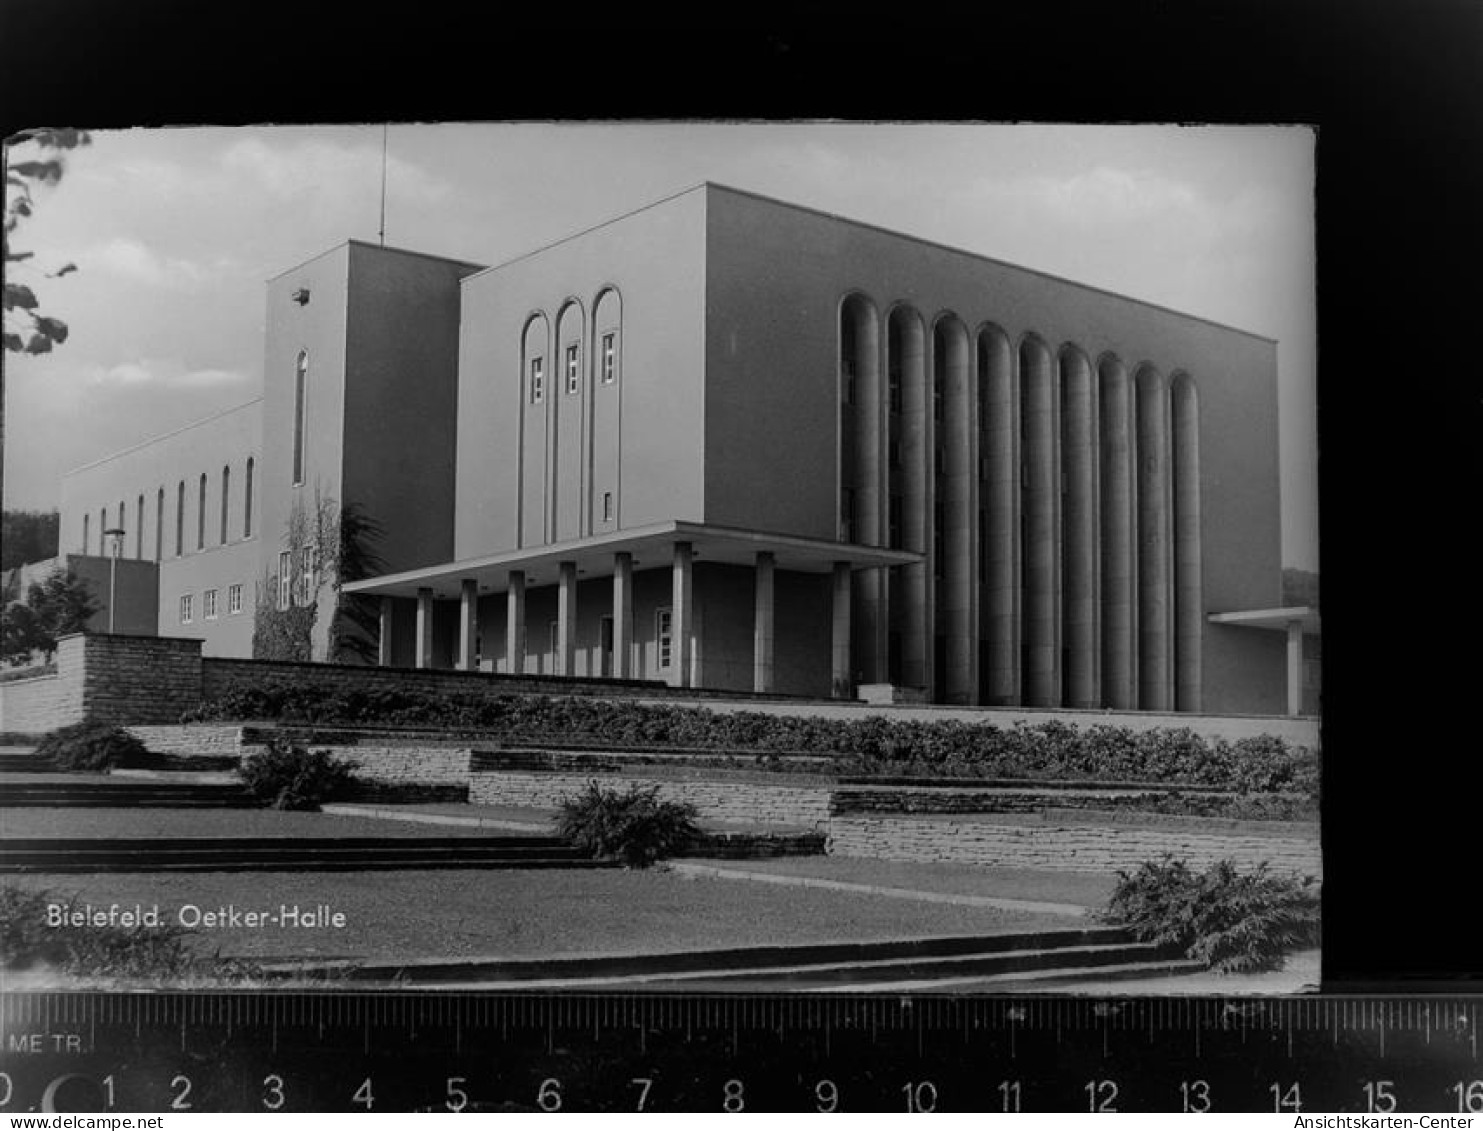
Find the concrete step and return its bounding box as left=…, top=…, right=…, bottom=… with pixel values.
left=288, top=926, right=1147, bottom=984
left=0, top=781, right=255, bottom=807
left=0, top=755, right=58, bottom=773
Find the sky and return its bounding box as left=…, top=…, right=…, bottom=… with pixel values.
left=2, top=123, right=1317, bottom=569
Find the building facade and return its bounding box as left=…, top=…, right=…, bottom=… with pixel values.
left=47, top=183, right=1306, bottom=714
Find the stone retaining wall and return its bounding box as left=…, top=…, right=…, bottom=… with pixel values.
left=0, top=670, right=75, bottom=735
left=827, top=817, right=1321, bottom=876
left=126, top=724, right=247, bottom=759
left=319, top=745, right=474, bottom=786
left=469, top=770, right=833, bottom=828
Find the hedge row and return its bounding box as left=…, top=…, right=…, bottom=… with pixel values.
left=185, top=677, right=1318, bottom=796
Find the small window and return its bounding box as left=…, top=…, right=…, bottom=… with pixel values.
left=292, top=351, right=308, bottom=486
left=601, top=332, right=617, bottom=384
left=529, top=357, right=544, bottom=404
left=565, top=343, right=580, bottom=395
left=602, top=491, right=613, bottom=523
left=299, top=546, right=317, bottom=605
left=656, top=607, right=673, bottom=670
left=179, top=594, right=194, bottom=624
left=277, top=550, right=292, bottom=610
left=228, top=583, right=243, bottom=615
left=204, top=589, right=219, bottom=620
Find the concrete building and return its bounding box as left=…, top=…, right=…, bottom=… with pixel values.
left=44, top=183, right=1312, bottom=715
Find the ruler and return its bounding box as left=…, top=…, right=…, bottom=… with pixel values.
left=1, top=993, right=1479, bottom=1113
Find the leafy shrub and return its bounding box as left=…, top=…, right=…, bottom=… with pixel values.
left=1103, top=857, right=1321, bottom=973
left=237, top=737, right=358, bottom=810
left=36, top=721, right=150, bottom=771
left=555, top=782, right=701, bottom=867
left=1, top=885, right=197, bottom=979
left=186, top=679, right=1318, bottom=797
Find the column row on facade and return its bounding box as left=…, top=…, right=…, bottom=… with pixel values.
left=840, top=294, right=1201, bottom=711
left=379, top=544, right=856, bottom=696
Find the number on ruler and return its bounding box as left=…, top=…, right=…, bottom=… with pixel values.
left=1085, top=1079, right=1118, bottom=1112
left=903, top=1081, right=937, bottom=1112
left=101, top=1076, right=114, bottom=1109
left=631, top=1078, right=653, bottom=1112
left=352, top=1077, right=374, bottom=1110
left=1181, top=1079, right=1211, bottom=1113
left=722, top=1078, right=745, bottom=1112
left=169, top=1074, right=192, bottom=1111
left=445, top=1077, right=468, bottom=1113
left=1363, top=1080, right=1396, bottom=1113
left=261, top=1075, right=285, bottom=1111
left=998, top=1080, right=1021, bottom=1112
left=537, top=1078, right=562, bottom=1112
left=814, top=1079, right=839, bottom=1112
left=1270, top=1082, right=1302, bottom=1112
left=0, top=1073, right=11, bottom=1108
left=1451, top=1081, right=1483, bottom=1112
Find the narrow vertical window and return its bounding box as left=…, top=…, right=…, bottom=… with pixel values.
left=197, top=474, right=207, bottom=550
left=601, top=332, right=617, bottom=384
left=529, top=357, right=544, bottom=404
left=136, top=495, right=144, bottom=558
left=82, top=513, right=89, bottom=553
left=220, top=466, right=230, bottom=544
left=116, top=502, right=125, bottom=548
left=277, top=550, right=292, bottom=610
left=565, top=343, right=580, bottom=395
left=292, top=351, right=308, bottom=486
left=656, top=608, right=674, bottom=670
left=228, top=583, right=243, bottom=615
left=602, top=491, right=613, bottom=523
left=243, top=457, right=254, bottom=538
left=156, top=489, right=164, bottom=561
left=99, top=509, right=106, bottom=552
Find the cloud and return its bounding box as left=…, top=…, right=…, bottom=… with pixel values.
left=220, top=136, right=451, bottom=206
left=80, top=238, right=209, bottom=288
left=85, top=359, right=251, bottom=390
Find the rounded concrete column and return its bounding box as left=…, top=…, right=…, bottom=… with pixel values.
left=1021, top=335, right=1060, bottom=706
left=841, top=294, right=886, bottom=684
left=1098, top=356, right=1136, bottom=709
left=1172, top=373, right=1203, bottom=712
left=1061, top=346, right=1098, bottom=707
left=936, top=317, right=976, bottom=705
left=890, top=305, right=930, bottom=692
left=1136, top=365, right=1172, bottom=710
left=978, top=326, right=1017, bottom=704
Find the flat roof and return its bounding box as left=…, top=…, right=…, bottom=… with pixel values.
left=62, top=397, right=263, bottom=478
left=1208, top=606, right=1320, bottom=632
left=465, top=180, right=1275, bottom=344
left=344, top=521, right=921, bottom=600
left=267, top=238, right=485, bottom=282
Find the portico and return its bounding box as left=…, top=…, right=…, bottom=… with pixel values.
left=346, top=521, right=917, bottom=697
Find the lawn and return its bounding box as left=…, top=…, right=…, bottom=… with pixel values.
left=2, top=866, right=1060, bottom=968
left=681, top=855, right=1116, bottom=908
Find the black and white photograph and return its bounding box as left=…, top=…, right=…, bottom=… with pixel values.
left=1, top=122, right=1323, bottom=1003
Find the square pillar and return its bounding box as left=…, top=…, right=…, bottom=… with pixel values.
left=415, top=587, right=434, bottom=670
left=506, top=570, right=526, bottom=675
left=557, top=560, right=578, bottom=677
left=672, top=541, right=693, bottom=688
left=753, top=551, right=775, bottom=693
left=1286, top=618, right=1303, bottom=717
left=458, top=578, right=478, bottom=671
left=612, top=551, right=633, bottom=679
left=831, top=561, right=853, bottom=698
left=377, top=596, right=394, bottom=666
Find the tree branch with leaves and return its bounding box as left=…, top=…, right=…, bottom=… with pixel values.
left=4, top=128, right=90, bottom=356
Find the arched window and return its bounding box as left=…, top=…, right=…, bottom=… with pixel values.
left=197, top=474, right=207, bottom=550
left=136, top=495, right=145, bottom=558
left=220, top=465, right=231, bottom=544
left=176, top=480, right=185, bottom=556
left=243, top=457, right=254, bottom=538
left=292, top=351, right=308, bottom=485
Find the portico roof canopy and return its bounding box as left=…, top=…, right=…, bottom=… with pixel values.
left=1207, top=606, right=1320, bottom=633
left=344, top=520, right=922, bottom=601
